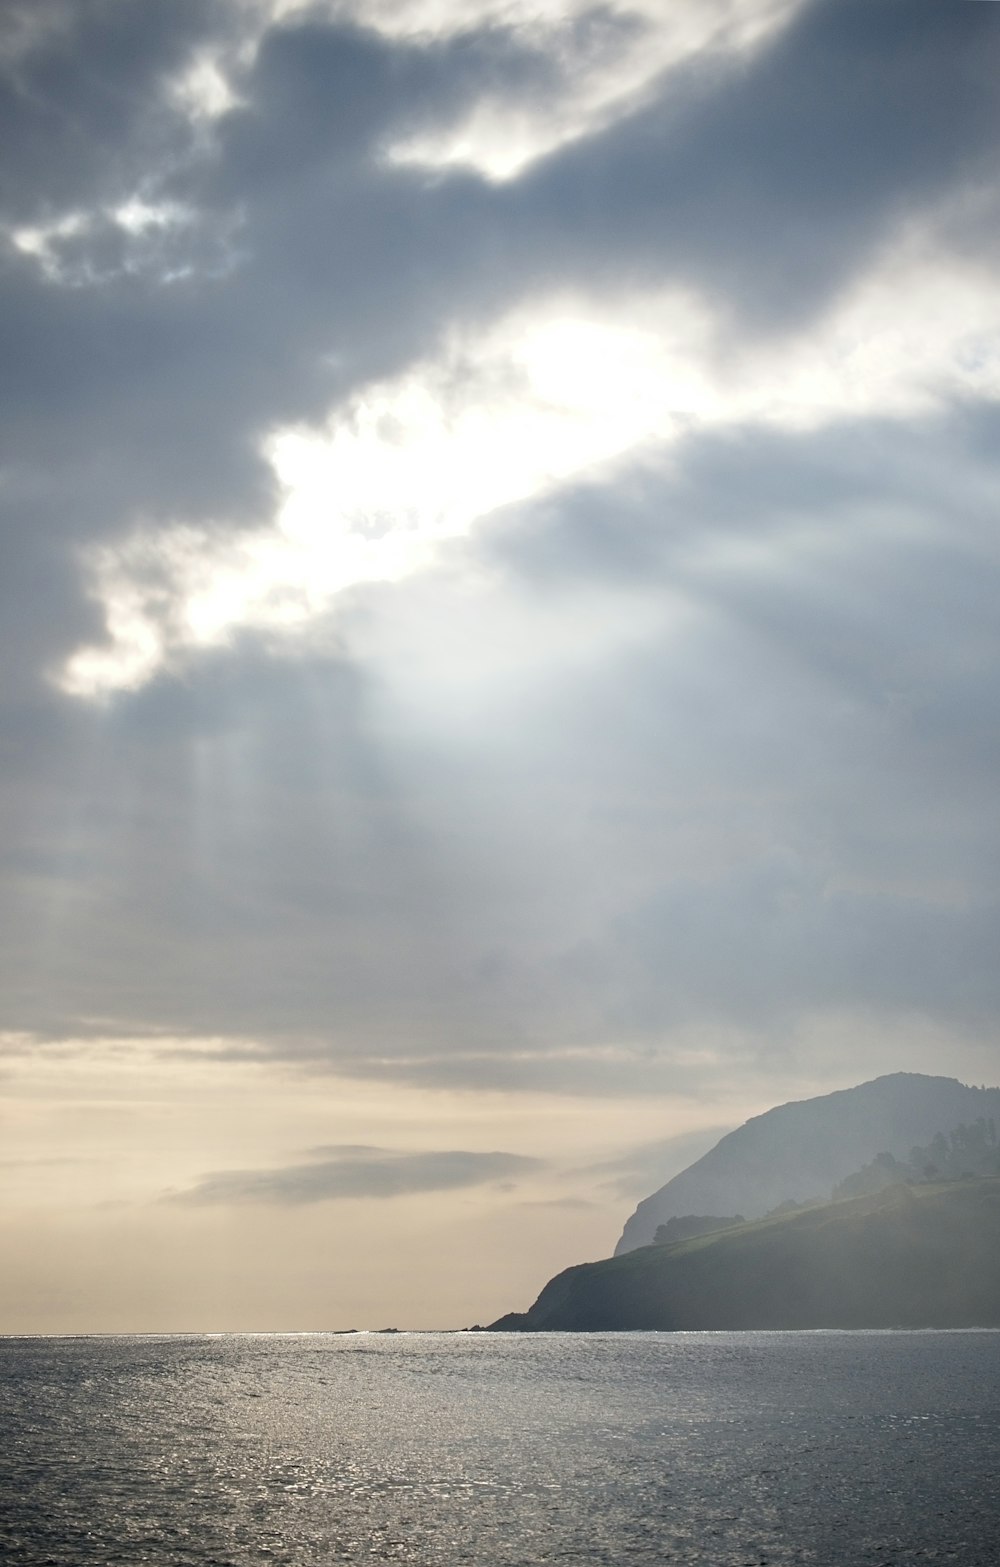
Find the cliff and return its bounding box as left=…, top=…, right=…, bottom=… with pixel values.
left=490, top=1177, right=1000, bottom=1332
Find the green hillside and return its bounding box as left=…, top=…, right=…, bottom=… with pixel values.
left=489, top=1177, right=1000, bottom=1331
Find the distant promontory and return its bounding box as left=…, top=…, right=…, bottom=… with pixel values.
left=489, top=1176, right=1000, bottom=1331
left=489, top=1073, right=1000, bottom=1332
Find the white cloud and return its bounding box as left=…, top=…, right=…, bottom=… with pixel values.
left=252, top=0, right=794, bottom=43
left=167, top=48, right=243, bottom=123
left=59, top=288, right=713, bottom=696
left=382, top=0, right=803, bottom=180
left=58, top=225, right=1000, bottom=699
left=10, top=211, right=88, bottom=277
left=110, top=197, right=193, bottom=237
left=7, top=197, right=224, bottom=288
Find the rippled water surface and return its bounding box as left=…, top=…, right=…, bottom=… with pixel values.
left=1, top=1331, right=998, bottom=1565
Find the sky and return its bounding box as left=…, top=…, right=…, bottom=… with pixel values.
left=1, top=0, right=1000, bottom=1332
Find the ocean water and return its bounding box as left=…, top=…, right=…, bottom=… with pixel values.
left=1, top=1331, right=998, bottom=1566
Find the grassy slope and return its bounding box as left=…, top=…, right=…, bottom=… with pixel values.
left=491, top=1177, right=1000, bottom=1331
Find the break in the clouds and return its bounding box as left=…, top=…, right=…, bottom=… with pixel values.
left=175, top=1145, right=542, bottom=1204
left=2, top=0, right=1000, bottom=1109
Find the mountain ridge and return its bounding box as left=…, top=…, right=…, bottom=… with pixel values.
left=616, top=1072, right=1000, bottom=1254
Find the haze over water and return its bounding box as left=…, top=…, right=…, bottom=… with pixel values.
left=2, top=1331, right=998, bottom=1566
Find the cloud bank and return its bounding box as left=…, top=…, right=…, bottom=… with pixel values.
left=1, top=0, right=999, bottom=1106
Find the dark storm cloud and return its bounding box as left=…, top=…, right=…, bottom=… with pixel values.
left=511, top=0, right=1000, bottom=323
left=0, top=0, right=221, bottom=222
left=0, top=1, right=236, bottom=684
left=210, top=14, right=561, bottom=192
left=174, top=1145, right=542, bottom=1204
left=5, top=0, right=995, bottom=573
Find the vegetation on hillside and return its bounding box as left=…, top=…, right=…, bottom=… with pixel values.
left=490, top=1176, right=1000, bottom=1332
left=833, top=1118, right=1000, bottom=1200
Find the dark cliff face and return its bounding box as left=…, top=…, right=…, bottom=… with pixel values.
left=492, top=1177, right=1000, bottom=1332
left=616, top=1074, right=1000, bottom=1254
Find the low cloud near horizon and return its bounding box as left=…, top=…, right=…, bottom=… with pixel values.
left=173, top=1145, right=543, bottom=1205
left=2, top=0, right=999, bottom=1329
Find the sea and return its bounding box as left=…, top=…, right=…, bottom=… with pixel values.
left=1, top=1330, right=998, bottom=1566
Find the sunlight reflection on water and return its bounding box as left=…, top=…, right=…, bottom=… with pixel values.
left=1, top=1331, right=998, bottom=1565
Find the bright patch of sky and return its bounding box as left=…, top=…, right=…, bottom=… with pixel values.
left=60, top=229, right=1000, bottom=700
